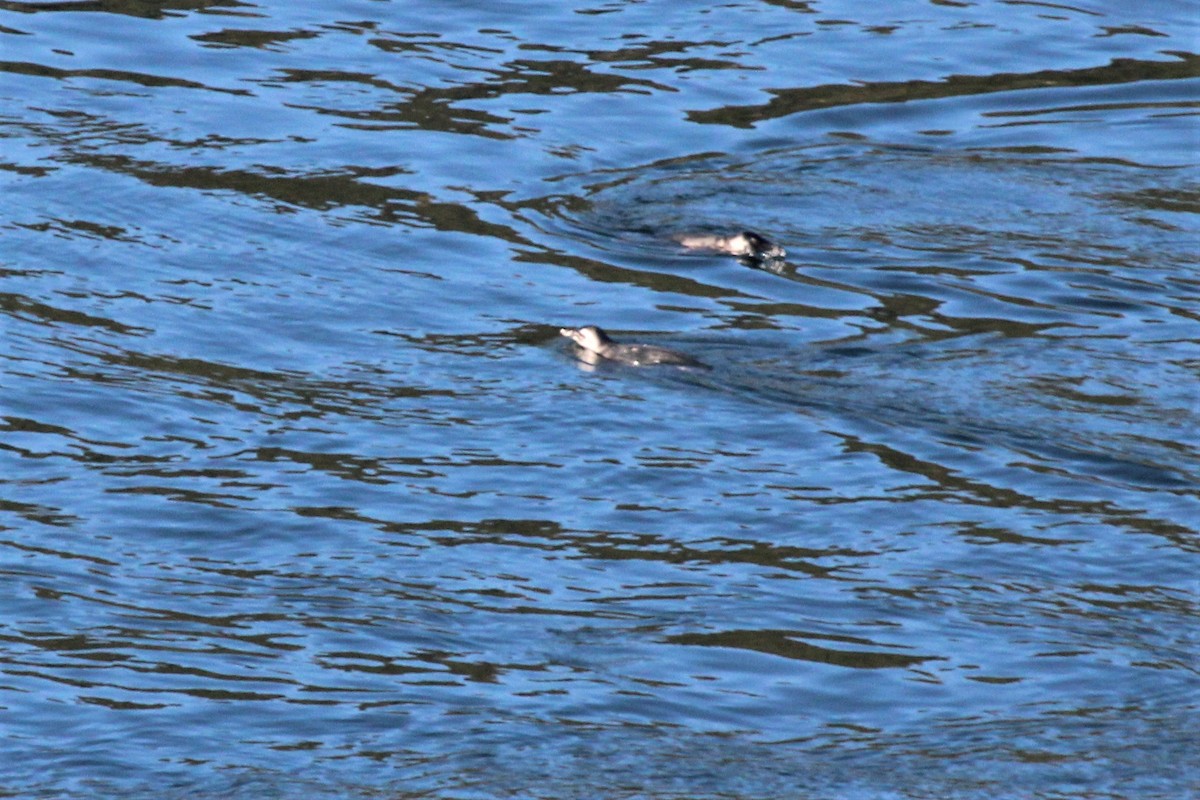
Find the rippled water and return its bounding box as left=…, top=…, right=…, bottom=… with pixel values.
left=2, top=1, right=1198, bottom=797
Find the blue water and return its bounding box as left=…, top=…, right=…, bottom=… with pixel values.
left=1, top=1, right=1198, bottom=797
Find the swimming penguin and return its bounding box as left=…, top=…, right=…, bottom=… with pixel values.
left=560, top=325, right=705, bottom=368
left=673, top=230, right=786, bottom=260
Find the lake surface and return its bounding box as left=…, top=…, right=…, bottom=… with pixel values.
left=1, top=1, right=1198, bottom=797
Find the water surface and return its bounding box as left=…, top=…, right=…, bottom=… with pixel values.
left=1, top=1, right=1198, bottom=797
